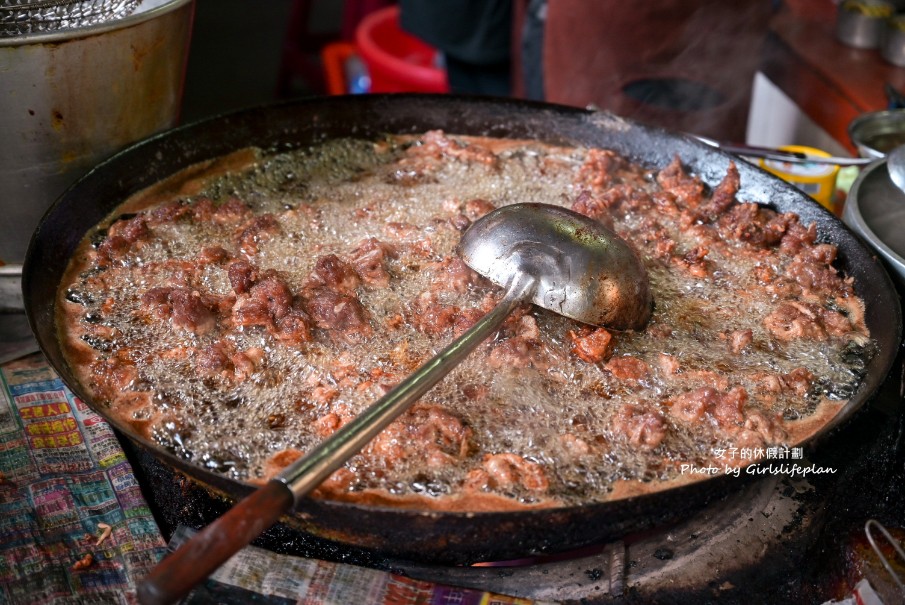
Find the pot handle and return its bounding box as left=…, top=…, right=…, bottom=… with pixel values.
left=136, top=479, right=294, bottom=605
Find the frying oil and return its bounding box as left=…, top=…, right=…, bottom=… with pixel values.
left=68, top=136, right=870, bottom=506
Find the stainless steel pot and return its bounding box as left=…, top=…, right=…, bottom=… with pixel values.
left=0, top=0, right=194, bottom=264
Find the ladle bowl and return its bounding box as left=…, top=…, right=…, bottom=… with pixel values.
left=137, top=203, right=652, bottom=605
left=460, top=203, right=651, bottom=330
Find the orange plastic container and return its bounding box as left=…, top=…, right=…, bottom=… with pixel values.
left=355, top=5, right=449, bottom=93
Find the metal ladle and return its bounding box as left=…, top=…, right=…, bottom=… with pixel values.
left=136, top=203, right=653, bottom=605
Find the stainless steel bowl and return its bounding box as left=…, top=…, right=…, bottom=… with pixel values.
left=843, top=159, right=905, bottom=286
left=836, top=0, right=895, bottom=49
left=848, top=109, right=905, bottom=159
left=882, top=14, right=905, bottom=66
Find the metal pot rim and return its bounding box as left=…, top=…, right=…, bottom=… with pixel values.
left=0, top=0, right=191, bottom=46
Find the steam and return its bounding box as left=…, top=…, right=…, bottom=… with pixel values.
left=538, top=1, right=774, bottom=140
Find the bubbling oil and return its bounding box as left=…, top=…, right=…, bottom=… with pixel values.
left=65, top=135, right=871, bottom=506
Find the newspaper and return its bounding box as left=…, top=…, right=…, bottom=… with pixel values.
left=0, top=354, right=559, bottom=605
left=0, top=354, right=167, bottom=605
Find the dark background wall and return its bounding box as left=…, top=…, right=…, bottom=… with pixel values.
left=180, top=0, right=342, bottom=123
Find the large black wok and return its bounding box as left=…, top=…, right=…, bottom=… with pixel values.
left=22, top=95, right=903, bottom=564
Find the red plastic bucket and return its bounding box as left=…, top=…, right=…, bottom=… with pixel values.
left=355, top=6, right=449, bottom=93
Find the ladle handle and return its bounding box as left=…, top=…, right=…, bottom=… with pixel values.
left=136, top=273, right=535, bottom=605
left=277, top=271, right=535, bottom=500
left=136, top=479, right=293, bottom=605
